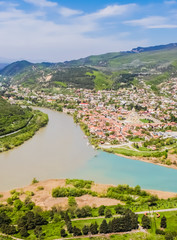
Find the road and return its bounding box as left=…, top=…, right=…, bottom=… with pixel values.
left=1, top=208, right=177, bottom=240
left=72, top=207, right=177, bottom=221
left=0, top=115, right=33, bottom=139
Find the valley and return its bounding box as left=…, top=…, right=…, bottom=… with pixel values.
left=0, top=43, right=177, bottom=240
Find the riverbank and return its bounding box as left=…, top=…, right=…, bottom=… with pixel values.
left=0, top=109, right=48, bottom=153
left=0, top=179, right=176, bottom=210
left=112, top=152, right=177, bottom=170
left=27, top=105, right=177, bottom=170
left=74, top=115, right=177, bottom=170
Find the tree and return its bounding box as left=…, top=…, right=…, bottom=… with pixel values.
left=66, top=220, right=73, bottom=233
left=115, top=205, right=124, bottom=214
left=35, top=213, right=48, bottom=226
left=90, top=222, right=98, bottom=235
left=68, top=196, right=77, bottom=208
left=99, top=219, right=108, bottom=234
left=98, top=205, right=105, bottom=216
left=161, top=216, right=167, bottom=229
left=24, top=196, right=35, bottom=210
left=141, top=215, right=151, bottom=229
left=14, top=199, right=23, bottom=211
left=165, top=232, right=177, bottom=240
left=0, top=212, right=11, bottom=226
left=34, top=226, right=45, bottom=239
left=111, top=218, right=120, bottom=232
left=1, top=224, right=16, bottom=235
left=82, top=225, right=89, bottom=235
left=129, top=212, right=139, bottom=230
left=148, top=195, right=158, bottom=206
left=75, top=206, right=92, bottom=218
left=20, top=226, right=29, bottom=237
left=64, top=212, right=71, bottom=223
left=25, top=211, right=35, bottom=230
left=73, top=226, right=82, bottom=236
left=105, top=208, right=112, bottom=218
left=60, top=229, right=67, bottom=238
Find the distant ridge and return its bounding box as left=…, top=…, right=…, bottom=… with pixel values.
left=0, top=63, right=8, bottom=70
left=1, top=42, right=177, bottom=85
left=0, top=60, right=32, bottom=76
left=130, top=43, right=177, bottom=53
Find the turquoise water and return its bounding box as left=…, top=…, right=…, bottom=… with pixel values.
left=69, top=151, right=177, bottom=192
left=0, top=107, right=177, bottom=192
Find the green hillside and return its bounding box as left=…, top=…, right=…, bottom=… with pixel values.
left=0, top=60, right=32, bottom=76
left=0, top=97, right=48, bottom=152
left=0, top=97, right=33, bottom=136
left=51, top=67, right=96, bottom=89
left=1, top=43, right=177, bottom=90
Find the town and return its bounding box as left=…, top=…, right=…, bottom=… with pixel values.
left=1, top=77, right=177, bottom=167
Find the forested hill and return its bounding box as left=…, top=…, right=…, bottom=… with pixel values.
left=0, top=97, right=33, bottom=136
left=0, top=60, right=32, bottom=76
left=0, top=42, right=177, bottom=90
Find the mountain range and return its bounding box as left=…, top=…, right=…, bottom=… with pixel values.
left=0, top=42, right=177, bottom=91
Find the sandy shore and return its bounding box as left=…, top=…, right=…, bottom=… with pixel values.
left=0, top=179, right=176, bottom=210
left=0, top=179, right=121, bottom=210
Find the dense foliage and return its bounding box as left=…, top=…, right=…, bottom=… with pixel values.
left=66, top=179, right=93, bottom=189
left=51, top=67, right=95, bottom=89
left=52, top=187, right=97, bottom=198
left=0, top=108, right=48, bottom=152
left=0, top=97, right=33, bottom=136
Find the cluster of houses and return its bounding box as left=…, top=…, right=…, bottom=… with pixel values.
left=2, top=82, right=177, bottom=145
left=77, top=105, right=177, bottom=144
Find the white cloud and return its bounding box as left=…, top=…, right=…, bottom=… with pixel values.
left=1, top=1, right=176, bottom=62
left=23, top=0, right=57, bottom=7
left=0, top=3, right=145, bottom=62
left=125, top=16, right=177, bottom=29
left=58, top=7, right=83, bottom=17
left=85, top=4, right=137, bottom=20
left=125, top=16, right=166, bottom=27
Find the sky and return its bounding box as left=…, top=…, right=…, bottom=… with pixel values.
left=0, top=0, right=177, bottom=62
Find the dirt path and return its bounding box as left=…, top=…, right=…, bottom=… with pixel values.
left=54, top=227, right=147, bottom=240
left=0, top=233, right=22, bottom=240
left=72, top=208, right=177, bottom=222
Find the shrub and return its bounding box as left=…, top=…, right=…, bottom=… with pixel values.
left=68, top=196, right=77, bottom=208
left=66, top=179, right=93, bottom=189
left=32, top=178, right=39, bottom=184
left=156, top=229, right=165, bottom=235
left=37, top=186, right=44, bottom=191
left=25, top=191, right=34, bottom=196
left=52, top=187, right=96, bottom=197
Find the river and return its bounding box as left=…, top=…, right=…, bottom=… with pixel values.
left=1, top=107, right=177, bottom=192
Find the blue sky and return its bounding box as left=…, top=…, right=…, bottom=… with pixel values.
left=0, top=0, right=177, bottom=62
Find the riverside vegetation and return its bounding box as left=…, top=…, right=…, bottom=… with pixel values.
left=0, top=97, right=48, bottom=152
left=1, top=179, right=177, bottom=239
